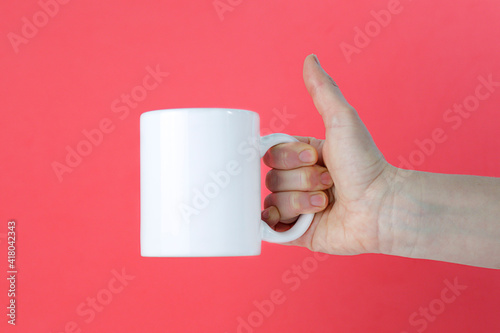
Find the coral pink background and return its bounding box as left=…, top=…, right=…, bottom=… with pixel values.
left=1, top=0, right=500, bottom=332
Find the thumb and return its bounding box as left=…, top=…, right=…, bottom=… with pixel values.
left=303, top=54, right=357, bottom=129
left=303, top=54, right=386, bottom=189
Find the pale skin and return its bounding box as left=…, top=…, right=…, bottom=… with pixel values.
left=262, top=54, right=500, bottom=269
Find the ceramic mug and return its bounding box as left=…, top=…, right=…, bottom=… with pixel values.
left=140, top=108, right=314, bottom=257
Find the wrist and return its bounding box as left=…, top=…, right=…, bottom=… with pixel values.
left=376, top=165, right=424, bottom=257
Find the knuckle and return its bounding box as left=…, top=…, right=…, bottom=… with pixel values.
left=299, top=169, right=313, bottom=190
left=327, top=107, right=356, bottom=129
left=279, top=149, right=290, bottom=169
left=289, top=192, right=302, bottom=214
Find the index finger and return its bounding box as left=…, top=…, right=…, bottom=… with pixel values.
left=263, top=136, right=325, bottom=170
left=294, top=136, right=326, bottom=167
left=263, top=141, right=318, bottom=170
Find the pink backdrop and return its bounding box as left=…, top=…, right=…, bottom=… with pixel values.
left=1, top=0, right=500, bottom=332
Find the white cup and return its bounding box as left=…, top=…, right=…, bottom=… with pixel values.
left=140, top=108, right=314, bottom=257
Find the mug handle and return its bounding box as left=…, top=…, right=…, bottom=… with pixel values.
left=259, top=134, right=315, bottom=243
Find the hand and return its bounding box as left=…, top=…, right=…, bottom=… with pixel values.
left=262, top=54, right=396, bottom=255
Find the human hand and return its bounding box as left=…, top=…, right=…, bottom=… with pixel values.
left=262, top=54, right=396, bottom=255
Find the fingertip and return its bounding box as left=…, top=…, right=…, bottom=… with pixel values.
left=298, top=148, right=317, bottom=164
left=261, top=206, right=280, bottom=227
left=261, top=207, right=270, bottom=220
left=320, top=171, right=333, bottom=186
left=310, top=192, right=328, bottom=208
left=305, top=54, right=320, bottom=68
left=312, top=54, right=320, bottom=66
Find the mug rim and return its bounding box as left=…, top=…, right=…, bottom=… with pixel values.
left=140, top=108, right=257, bottom=119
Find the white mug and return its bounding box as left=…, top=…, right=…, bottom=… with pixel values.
left=140, top=108, right=314, bottom=257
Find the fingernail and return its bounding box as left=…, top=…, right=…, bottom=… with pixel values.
left=320, top=172, right=332, bottom=185
left=299, top=149, right=315, bottom=163
left=312, top=54, right=320, bottom=66
left=310, top=194, right=326, bottom=207
left=262, top=208, right=270, bottom=220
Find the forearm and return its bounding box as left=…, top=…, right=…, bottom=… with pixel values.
left=381, top=167, right=500, bottom=269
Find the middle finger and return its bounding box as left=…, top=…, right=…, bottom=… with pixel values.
left=266, top=165, right=333, bottom=192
